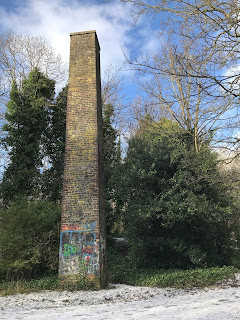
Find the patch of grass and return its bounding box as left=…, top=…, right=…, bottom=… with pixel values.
left=107, top=248, right=238, bottom=288
left=0, top=259, right=238, bottom=296
left=0, top=274, right=58, bottom=296
left=0, top=273, right=97, bottom=296
left=109, top=265, right=238, bottom=288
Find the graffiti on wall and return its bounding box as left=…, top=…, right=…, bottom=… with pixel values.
left=59, top=220, right=101, bottom=278
left=61, top=221, right=97, bottom=231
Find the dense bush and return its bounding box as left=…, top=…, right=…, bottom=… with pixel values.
left=0, top=198, right=61, bottom=280
left=120, top=119, right=236, bottom=269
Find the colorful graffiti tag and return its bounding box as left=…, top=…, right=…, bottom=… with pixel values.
left=61, top=221, right=97, bottom=231
left=59, top=221, right=100, bottom=278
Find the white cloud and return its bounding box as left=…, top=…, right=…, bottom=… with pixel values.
left=0, top=0, right=164, bottom=103
left=0, top=0, right=133, bottom=73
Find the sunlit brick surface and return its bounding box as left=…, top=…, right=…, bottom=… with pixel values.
left=58, top=31, right=106, bottom=288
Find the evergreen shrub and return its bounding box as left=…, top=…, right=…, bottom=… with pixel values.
left=0, top=198, right=61, bottom=280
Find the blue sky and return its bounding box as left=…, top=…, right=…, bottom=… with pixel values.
left=0, top=0, right=162, bottom=102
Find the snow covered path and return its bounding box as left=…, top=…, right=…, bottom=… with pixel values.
left=0, top=284, right=239, bottom=319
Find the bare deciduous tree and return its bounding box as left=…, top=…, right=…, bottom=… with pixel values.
left=102, top=66, right=126, bottom=107
left=0, top=30, right=68, bottom=177
left=137, top=39, right=240, bottom=152
left=101, top=65, right=132, bottom=138
left=120, top=0, right=240, bottom=99
left=117, top=0, right=240, bottom=153
left=0, top=30, right=67, bottom=100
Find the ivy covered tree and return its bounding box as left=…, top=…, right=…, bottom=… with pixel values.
left=41, top=85, right=67, bottom=202
left=1, top=68, right=55, bottom=202
left=1, top=68, right=122, bottom=230
left=103, top=104, right=122, bottom=238
left=121, top=117, right=235, bottom=269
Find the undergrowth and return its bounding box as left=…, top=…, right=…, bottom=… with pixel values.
left=0, top=273, right=97, bottom=296
left=0, top=255, right=238, bottom=296
left=107, top=249, right=238, bottom=289
left=109, top=265, right=237, bottom=288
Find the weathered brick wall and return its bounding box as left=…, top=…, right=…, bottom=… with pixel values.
left=59, top=31, right=107, bottom=288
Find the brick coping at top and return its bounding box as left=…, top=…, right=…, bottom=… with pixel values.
left=70, top=30, right=97, bottom=36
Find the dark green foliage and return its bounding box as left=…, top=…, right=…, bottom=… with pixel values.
left=1, top=68, right=55, bottom=202
left=0, top=274, right=59, bottom=296
left=103, top=104, right=122, bottom=238
left=108, top=250, right=237, bottom=288
left=230, top=223, right=240, bottom=268
left=0, top=273, right=97, bottom=296
left=41, top=85, right=67, bottom=202
left=0, top=198, right=61, bottom=280
left=0, top=262, right=237, bottom=295
left=121, top=118, right=234, bottom=269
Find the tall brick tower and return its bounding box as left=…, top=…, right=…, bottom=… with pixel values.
left=59, top=31, right=107, bottom=288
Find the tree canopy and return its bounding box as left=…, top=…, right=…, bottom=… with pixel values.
left=1, top=68, right=55, bottom=202
left=120, top=117, right=235, bottom=268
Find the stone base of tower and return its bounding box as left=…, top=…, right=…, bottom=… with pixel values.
left=58, top=220, right=107, bottom=289
left=59, top=273, right=107, bottom=290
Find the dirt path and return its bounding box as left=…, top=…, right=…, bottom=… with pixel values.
left=0, top=284, right=239, bottom=319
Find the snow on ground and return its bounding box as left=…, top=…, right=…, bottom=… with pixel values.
left=0, top=280, right=239, bottom=320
